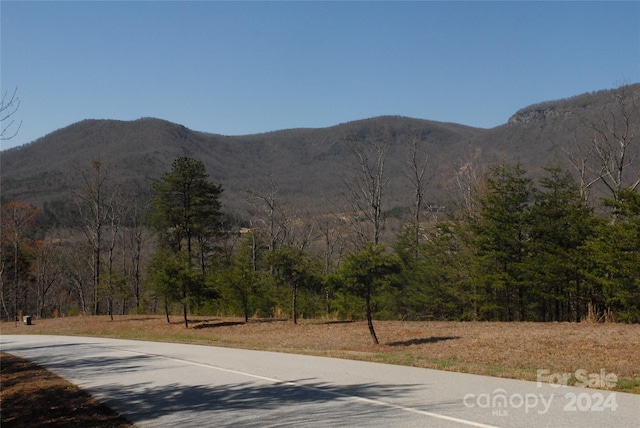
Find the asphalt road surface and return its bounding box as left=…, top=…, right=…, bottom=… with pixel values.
left=1, top=335, right=638, bottom=427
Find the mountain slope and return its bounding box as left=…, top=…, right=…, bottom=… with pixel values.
left=1, top=84, right=638, bottom=219
left=1, top=115, right=484, bottom=214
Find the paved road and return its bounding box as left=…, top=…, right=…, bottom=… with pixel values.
left=1, top=335, right=638, bottom=427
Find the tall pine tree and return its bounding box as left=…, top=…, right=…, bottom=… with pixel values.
left=472, top=162, right=532, bottom=321
left=150, top=157, right=222, bottom=327
left=528, top=165, right=594, bottom=321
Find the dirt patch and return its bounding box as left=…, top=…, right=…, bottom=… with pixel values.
left=3, top=315, right=640, bottom=393
left=0, top=352, right=131, bottom=428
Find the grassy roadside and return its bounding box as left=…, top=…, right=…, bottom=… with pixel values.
left=0, top=352, right=132, bottom=428
left=3, top=315, right=639, bottom=394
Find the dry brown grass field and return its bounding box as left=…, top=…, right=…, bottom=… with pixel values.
left=0, top=352, right=132, bottom=427
left=3, top=315, right=639, bottom=393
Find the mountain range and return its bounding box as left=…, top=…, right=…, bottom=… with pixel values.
left=1, top=84, right=639, bottom=221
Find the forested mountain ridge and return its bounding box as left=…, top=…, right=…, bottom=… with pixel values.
left=1, top=115, right=482, bottom=215
left=2, top=84, right=639, bottom=325
left=1, top=84, right=639, bottom=219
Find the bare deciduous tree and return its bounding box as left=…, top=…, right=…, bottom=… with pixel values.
left=105, top=190, right=125, bottom=320
left=404, top=137, right=433, bottom=256
left=124, top=193, right=150, bottom=310
left=562, top=85, right=640, bottom=206
left=559, top=133, right=603, bottom=203
left=0, top=201, right=40, bottom=324
left=246, top=172, right=290, bottom=253
left=73, top=160, right=112, bottom=315
left=586, top=85, right=640, bottom=200
left=1, top=87, right=22, bottom=141
left=342, top=137, right=390, bottom=247
left=33, top=239, right=64, bottom=319
left=65, top=243, right=93, bottom=315
left=444, top=147, right=485, bottom=216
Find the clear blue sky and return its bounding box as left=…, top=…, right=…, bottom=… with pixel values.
left=2, top=1, right=639, bottom=150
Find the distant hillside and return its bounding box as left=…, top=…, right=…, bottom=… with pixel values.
left=0, top=116, right=483, bottom=217
left=2, top=84, right=639, bottom=221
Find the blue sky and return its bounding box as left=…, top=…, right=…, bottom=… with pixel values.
left=1, top=1, right=639, bottom=150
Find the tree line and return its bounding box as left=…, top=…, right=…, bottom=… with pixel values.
left=1, top=86, right=638, bottom=341
left=1, top=157, right=638, bottom=335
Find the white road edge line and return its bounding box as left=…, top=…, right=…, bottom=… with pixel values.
left=111, top=346, right=501, bottom=428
